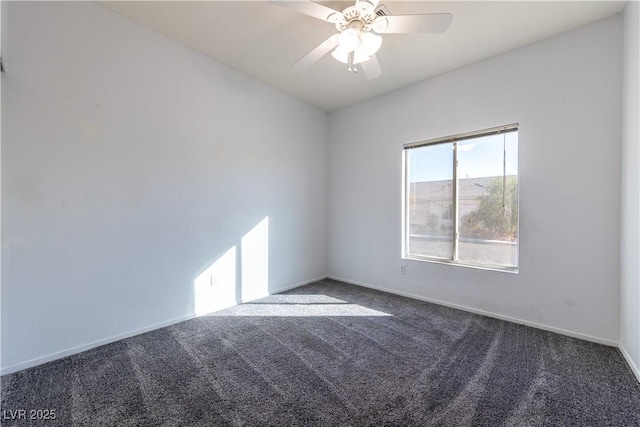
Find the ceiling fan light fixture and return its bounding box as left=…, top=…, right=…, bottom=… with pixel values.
left=338, top=28, right=360, bottom=52
left=331, top=44, right=370, bottom=65
left=331, top=46, right=349, bottom=64
left=333, top=28, right=381, bottom=65
left=360, top=32, right=382, bottom=56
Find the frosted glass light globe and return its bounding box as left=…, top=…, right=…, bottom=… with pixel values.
left=338, top=28, right=360, bottom=53
left=360, top=32, right=382, bottom=56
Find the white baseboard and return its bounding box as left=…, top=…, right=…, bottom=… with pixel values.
left=327, top=275, right=618, bottom=347
left=0, top=313, right=197, bottom=376
left=619, top=344, right=640, bottom=383
left=269, top=275, right=328, bottom=295
left=0, top=275, right=328, bottom=376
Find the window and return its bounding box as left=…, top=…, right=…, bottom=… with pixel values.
left=403, top=124, right=519, bottom=272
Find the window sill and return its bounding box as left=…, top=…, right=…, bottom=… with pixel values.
left=403, top=255, right=519, bottom=274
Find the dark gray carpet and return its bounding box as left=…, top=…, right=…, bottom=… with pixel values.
left=2, top=279, right=639, bottom=426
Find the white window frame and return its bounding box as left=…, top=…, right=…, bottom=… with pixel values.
left=402, top=124, right=519, bottom=273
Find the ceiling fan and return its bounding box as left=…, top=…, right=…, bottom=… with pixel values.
left=272, top=0, right=453, bottom=80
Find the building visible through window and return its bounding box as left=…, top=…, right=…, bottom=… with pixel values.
left=403, top=124, right=519, bottom=271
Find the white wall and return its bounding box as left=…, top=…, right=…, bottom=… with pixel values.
left=620, top=0, right=640, bottom=381
left=328, top=15, right=623, bottom=344
left=1, top=2, right=328, bottom=373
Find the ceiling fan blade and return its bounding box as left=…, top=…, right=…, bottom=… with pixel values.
left=376, top=13, right=453, bottom=34
left=360, top=55, right=381, bottom=80
left=292, top=34, right=340, bottom=70
left=271, top=1, right=341, bottom=23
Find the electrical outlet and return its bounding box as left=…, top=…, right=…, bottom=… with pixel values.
left=400, top=265, right=406, bottom=275
left=210, top=275, right=217, bottom=287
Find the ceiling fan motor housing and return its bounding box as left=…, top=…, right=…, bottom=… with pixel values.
left=330, top=3, right=380, bottom=33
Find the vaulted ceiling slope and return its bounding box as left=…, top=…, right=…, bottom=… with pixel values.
left=100, top=1, right=625, bottom=111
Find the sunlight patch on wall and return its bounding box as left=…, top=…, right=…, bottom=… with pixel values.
left=193, top=246, right=237, bottom=316
left=241, top=217, right=269, bottom=303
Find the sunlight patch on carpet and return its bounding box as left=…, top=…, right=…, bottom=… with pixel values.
left=208, top=294, right=392, bottom=317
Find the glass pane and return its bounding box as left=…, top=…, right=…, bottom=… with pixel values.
left=457, top=132, right=518, bottom=268
left=406, top=143, right=454, bottom=260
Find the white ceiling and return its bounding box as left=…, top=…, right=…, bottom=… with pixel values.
left=100, top=1, right=626, bottom=111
